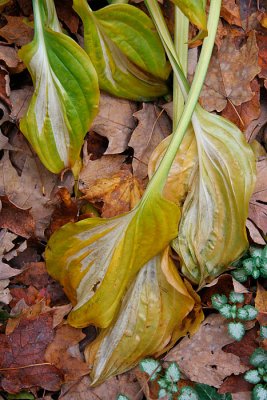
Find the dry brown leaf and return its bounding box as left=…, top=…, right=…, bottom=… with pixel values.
left=255, top=283, right=267, bottom=326
left=221, top=79, right=260, bottom=131
left=0, top=259, right=21, bottom=280
left=0, top=15, right=33, bottom=46
left=0, top=150, right=74, bottom=238
left=0, top=197, right=35, bottom=238
left=91, top=92, right=137, bottom=154
left=0, top=312, right=62, bottom=393
left=79, top=154, right=126, bottom=191
left=0, top=65, right=11, bottom=110
left=201, top=31, right=261, bottom=112
left=45, top=325, right=89, bottom=383
left=223, top=326, right=258, bottom=366
left=164, top=314, right=248, bottom=388
left=221, top=0, right=242, bottom=26
left=12, top=262, right=51, bottom=290
left=55, top=0, right=79, bottom=33
left=257, top=33, right=267, bottom=80
left=248, top=157, right=267, bottom=235
left=218, top=374, right=252, bottom=395
left=59, top=373, right=142, bottom=400
left=0, top=45, right=20, bottom=70
left=10, top=86, right=33, bottom=121
left=129, top=103, right=171, bottom=180
left=82, top=168, right=144, bottom=218
left=232, top=393, right=251, bottom=400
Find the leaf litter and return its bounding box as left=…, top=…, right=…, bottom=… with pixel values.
left=0, top=0, right=266, bottom=399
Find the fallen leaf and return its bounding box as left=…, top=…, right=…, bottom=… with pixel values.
left=245, top=99, right=267, bottom=142
left=248, top=157, right=267, bottom=235
left=82, top=168, right=144, bottom=218
left=59, top=373, right=142, bottom=400
left=9, top=285, right=41, bottom=308
left=221, top=79, right=261, bottom=131
left=164, top=314, right=248, bottom=388
left=10, top=86, right=33, bottom=122
left=218, top=374, right=252, bottom=395
left=0, top=229, right=17, bottom=255
left=223, top=326, right=258, bottom=366
left=79, top=154, right=126, bottom=191
left=255, top=283, right=267, bottom=325
left=0, top=44, right=20, bottom=70
left=0, top=313, right=62, bottom=393
left=0, top=15, right=33, bottom=46
left=129, top=103, right=171, bottom=180
left=12, top=262, right=50, bottom=290
left=0, top=197, right=35, bottom=238
left=246, top=219, right=266, bottom=245
left=201, top=31, right=261, bottom=112
left=0, top=259, right=21, bottom=280
left=221, top=0, right=242, bottom=26
left=91, top=92, right=137, bottom=154
left=0, top=65, right=11, bottom=110
left=45, top=325, right=89, bottom=383
left=256, top=33, right=267, bottom=80
left=55, top=0, right=79, bottom=33
left=0, top=279, right=11, bottom=304
left=232, top=393, right=251, bottom=400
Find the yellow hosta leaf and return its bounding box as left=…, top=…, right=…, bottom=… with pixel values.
left=148, top=125, right=197, bottom=205
left=85, top=248, right=203, bottom=385
left=45, top=191, right=180, bottom=328
left=170, top=0, right=207, bottom=32
left=172, top=107, right=256, bottom=285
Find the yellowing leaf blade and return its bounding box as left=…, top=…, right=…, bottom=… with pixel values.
left=170, top=0, right=207, bottom=32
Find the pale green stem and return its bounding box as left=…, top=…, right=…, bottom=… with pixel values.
left=142, top=0, right=221, bottom=202
left=173, top=7, right=189, bottom=128
left=107, top=0, right=129, bottom=3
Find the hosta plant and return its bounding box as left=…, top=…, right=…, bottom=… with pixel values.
left=73, top=0, right=171, bottom=101
left=18, top=0, right=99, bottom=174
left=231, top=245, right=267, bottom=282
left=211, top=292, right=258, bottom=341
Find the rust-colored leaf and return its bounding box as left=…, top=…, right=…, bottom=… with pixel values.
left=0, top=16, right=33, bottom=46
left=221, top=0, right=242, bottom=26
left=255, top=283, right=267, bottom=325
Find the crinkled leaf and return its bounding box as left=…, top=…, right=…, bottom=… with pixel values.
left=228, top=322, right=245, bottom=341
left=229, top=292, right=244, bottom=304
left=73, top=0, right=170, bottom=101
left=46, top=193, right=180, bottom=328
left=242, top=305, right=258, bottom=320
left=84, top=250, right=200, bottom=385
left=236, top=308, right=249, bottom=321
left=170, top=0, right=207, bottom=32
left=139, top=359, right=161, bottom=381
left=211, top=294, right=228, bottom=310
left=243, top=258, right=255, bottom=274
left=250, top=247, right=263, bottom=258
left=260, top=326, right=267, bottom=339
left=165, top=362, right=180, bottom=383
left=19, top=0, right=99, bottom=174
left=178, top=387, right=199, bottom=400
left=219, top=304, right=232, bottom=319
left=252, top=384, right=267, bottom=400
left=244, top=369, right=262, bottom=384
left=172, top=108, right=256, bottom=285
left=231, top=268, right=248, bottom=283
left=250, top=349, right=267, bottom=368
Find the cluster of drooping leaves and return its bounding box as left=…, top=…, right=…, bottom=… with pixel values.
left=244, top=347, right=267, bottom=400
left=231, top=245, right=267, bottom=283
left=117, top=359, right=232, bottom=400
left=211, top=291, right=258, bottom=341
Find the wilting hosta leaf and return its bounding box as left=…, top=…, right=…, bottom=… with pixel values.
left=148, top=125, right=197, bottom=205
left=73, top=0, right=170, bottom=101
left=45, top=191, right=180, bottom=328
left=85, top=249, right=203, bottom=385
left=19, top=0, right=99, bottom=174
left=172, top=107, right=256, bottom=285
left=170, top=0, right=207, bottom=32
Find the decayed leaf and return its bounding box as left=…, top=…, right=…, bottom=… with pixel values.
left=19, top=0, right=99, bottom=173
left=45, top=185, right=180, bottom=328
left=129, top=103, right=171, bottom=180
left=0, top=45, right=21, bottom=70
left=59, top=373, right=142, bottom=400
left=255, top=283, right=267, bottom=326
left=91, top=93, right=138, bottom=155
left=0, top=15, right=33, bottom=46
left=201, top=31, right=260, bottom=112
left=257, top=33, right=267, bottom=81
left=85, top=249, right=202, bottom=385
left=172, top=108, right=256, bottom=285
left=73, top=0, right=170, bottom=101
left=248, top=158, right=267, bottom=235
left=82, top=168, right=144, bottom=218
left=54, top=0, right=79, bottom=33
left=45, top=325, right=89, bottom=383
left=220, top=0, right=242, bottom=26
left=0, top=197, right=35, bottom=238
left=164, top=314, right=249, bottom=388
left=148, top=125, right=197, bottom=205
left=0, top=312, right=62, bottom=393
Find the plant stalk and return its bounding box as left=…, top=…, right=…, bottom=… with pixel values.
left=142, top=0, right=221, bottom=202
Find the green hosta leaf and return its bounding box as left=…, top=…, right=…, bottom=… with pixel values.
left=73, top=0, right=170, bottom=101
left=165, top=362, right=180, bottom=383
left=229, top=292, right=244, bottom=304
left=260, top=326, right=267, bottom=339
left=85, top=250, right=201, bottom=384
left=139, top=359, right=161, bottom=380
left=19, top=0, right=99, bottom=174
left=194, top=383, right=232, bottom=399
left=231, top=268, right=248, bottom=283
left=219, top=304, right=232, bottom=319
left=242, top=305, right=258, bottom=320
left=46, top=191, right=181, bottom=328
left=173, top=107, right=256, bottom=285
left=178, top=387, right=199, bottom=400
left=211, top=294, right=228, bottom=310
left=250, top=349, right=267, bottom=368
left=252, top=384, right=267, bottom=400
left=170, top=0, right=207, bottom=32
left=228, top=322, right=245, bottom=341
left=244, top=369, right=262, bottom=384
